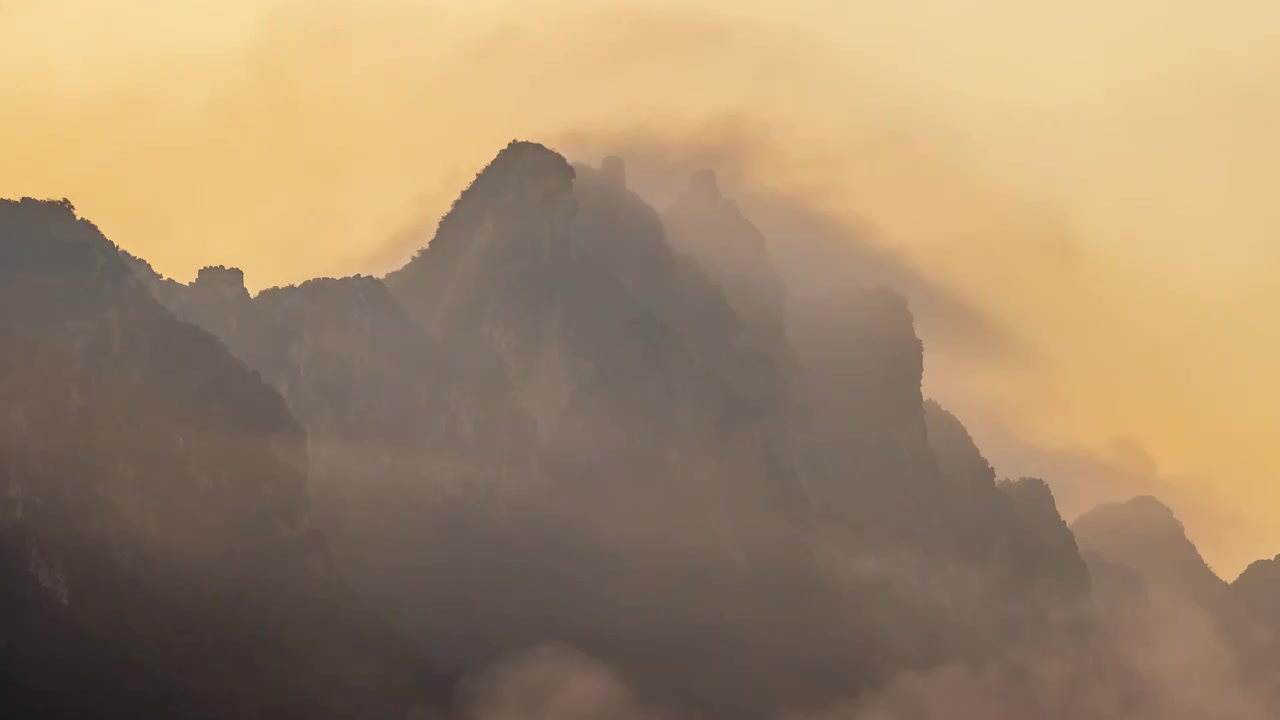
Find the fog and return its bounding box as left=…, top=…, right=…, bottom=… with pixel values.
left=3, top=2, right=1280, bottom=718
left=4, top=0, right=1277, bottom=574
left=10, top=148, right=1278, bottom=716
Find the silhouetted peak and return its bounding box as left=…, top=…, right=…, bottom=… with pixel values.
left=1, top=198, right=89, bottom=246
left=467, top=140, right=574, bottom=195
left=1072, top=495, right=1228, bottom=599
left=1235, top=554, right=1280, bottom=587
left=1, top=197, right=128, bottom=286
left=1093, top=495, right=1180, bottom=529
left=600, top=155, right=626, bottom=190
left=402, top=140, right=575, bottom=264
left=1073, top=496, right=1189, bottom=552
left=2, top=196, right=77, bottom=221
left=1231, top=554, right=1280, bottom=651
left=192, top=265, right=250, bottom=301
left=690, top=169, right=722, bottom=202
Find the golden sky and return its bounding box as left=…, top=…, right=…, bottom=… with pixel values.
left=3, top=0, right=1278, bottom=576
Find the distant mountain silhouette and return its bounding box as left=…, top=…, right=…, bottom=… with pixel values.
left=11, top=139, right=1278, bottom=719
left=1234, top=554, right=1280, bottom=698
left=0, top=198, right=449, bottom=720
left=1073, top=496, right=1276, bottom=716
left=119, top=144, right=1105, bottom=715
left=1074, top=496, right=1234, bottom=618
left=115, top=142, right=1100, bottom=707
left=1235, top=554, right=1280, bottom=625
left=662, top=167, right=1092, bottom=633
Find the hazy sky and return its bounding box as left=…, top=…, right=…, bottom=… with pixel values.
left=3, top=0, right=1278, bottom=576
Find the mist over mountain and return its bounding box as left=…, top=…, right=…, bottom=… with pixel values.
left=1072, top=497, right=1280, bottom=716
left=0, top=199, right=448, bottom=719
left=3, top=139, right=1278, bottom=719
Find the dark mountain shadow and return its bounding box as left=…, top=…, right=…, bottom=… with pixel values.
left=0, top=198, right=450, bottom=720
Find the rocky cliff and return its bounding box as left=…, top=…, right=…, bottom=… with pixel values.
left=0, top=198, right=448, bottom=719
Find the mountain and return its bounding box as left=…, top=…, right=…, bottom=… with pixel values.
left=663, top=170, right=947, bottom=546
left=386, top=147, right=1101, bottom=706
left=1073, top=496, right=1233, bottom=615
left=382, top=145, right=858, bottom=712
left=661, top=166, right=1091, bottom=610
left=125, top=261, right=546, bottom=671
left=385, top=144, right=804, bottom=540
left=113, top=142, right=1105, bottom=715
left=1235, top=554, right=1280, bottom=626
left=1233, top=554, right=1280, bottom=697
left=1073, top=496, right=1273, bottom=716
left=661, top=168, right=938, bottom=542
left=921, top=400, right=1092, bottom=655
left=925, top=402, right=1089, bottom=595
left=387, top=146, right=1098, bottom=707
left=0, top=198, right=449, bottom=719
left=125, top=147, right=828, bottom=711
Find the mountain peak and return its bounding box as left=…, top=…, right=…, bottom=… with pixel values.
left=397, top=140, right=575, bottom=270
left=473, top=140, right=573, bottom=191
left=1234, top=554, right=1280, bottom=627
left=1073, top=495, right=1188, bottom=549
left=193, top=265, right=249, bottom=300
left=1073, top=495, right=1226, bottom=596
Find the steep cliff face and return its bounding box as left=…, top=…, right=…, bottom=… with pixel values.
left=665, top=182, right=933, bottom=544
left=793, top=287, right=949, bottom=547
left=660, top=168, right=1091, bottom=594
left=659, top=168, right=1097, bottom=669
left=0, top=198, right=447, bottom=719
left=660, top=171, right=951, bottom=546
